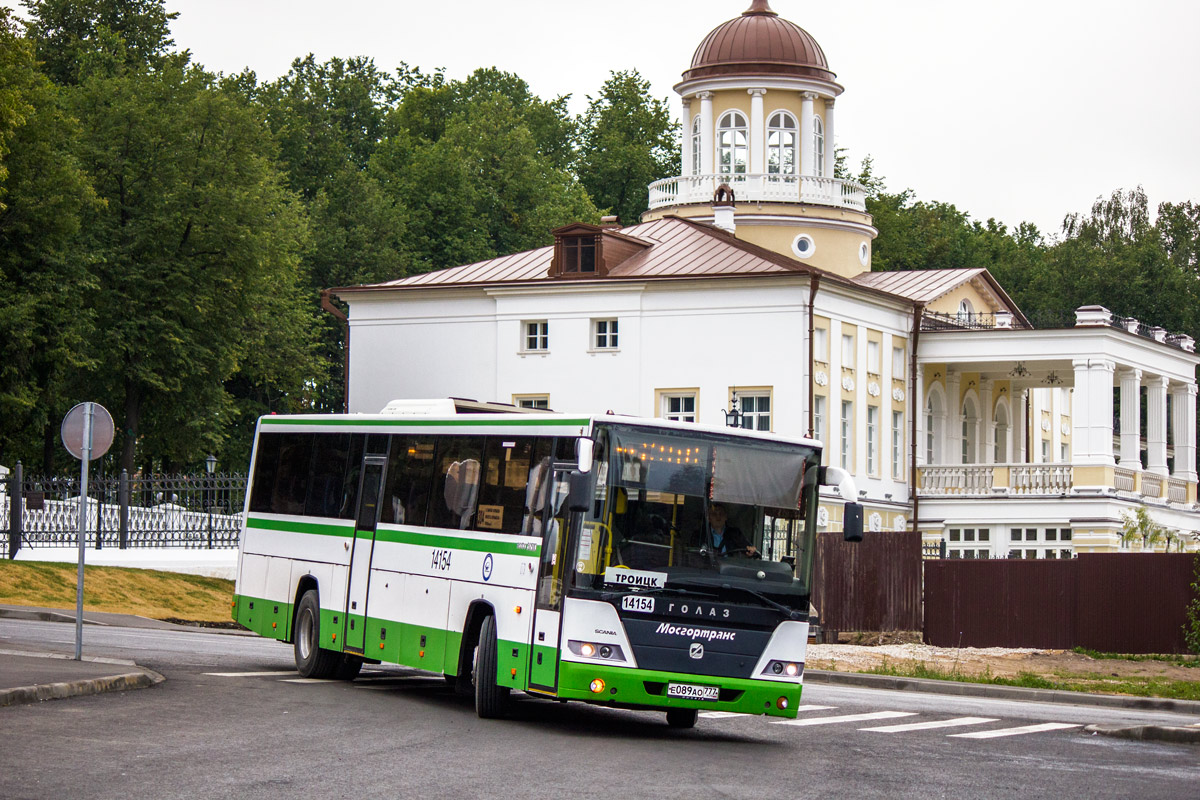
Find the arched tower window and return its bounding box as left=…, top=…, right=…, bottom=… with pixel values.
left=767, top=111, right=797, bottom=175
left=994, top=401, right=1010, bottom=463
left=691, top=115, right=702, bottom=175
left=957, top=298, right=975, bottom=322
left=717, top=111, right=748, bottom=174
left=813, top=115, right=825, bottom=177
left=925, top=391, right=943, bottom=464
left=962, top=396, right=979, bottom=464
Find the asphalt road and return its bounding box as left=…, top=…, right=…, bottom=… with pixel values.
left=1, top=618, right=1197, bottom=800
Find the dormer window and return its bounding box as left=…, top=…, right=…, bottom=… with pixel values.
left=563, top=235, right=597, bottom=273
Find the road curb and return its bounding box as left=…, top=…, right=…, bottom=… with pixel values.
left=0, top=668, right=165, bottom=708
left=804, top=669, right=1200, bottom=714
left=1083, top=724, right=1200, bottom=744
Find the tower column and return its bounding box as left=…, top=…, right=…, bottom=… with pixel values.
left=1171, top=382, right=1198, bottom=481
left=1118, top=367, right=1142, bottom=469
left=748, top=88, right=766, bottom=174
left=1146, top=375, right=1169, bottom=477
left=699, top=92, right=714, bottom=176
left=681, top=98, right=692, bottom=176
left=800, top=92, right=816, bottom=177
left=823, top=98, right=836, bottom=178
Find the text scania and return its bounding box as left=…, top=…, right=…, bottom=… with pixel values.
left=655, top=622, right=737, bottom=642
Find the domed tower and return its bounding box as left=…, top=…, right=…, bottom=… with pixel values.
left=643, top=0, right=875, bottom=277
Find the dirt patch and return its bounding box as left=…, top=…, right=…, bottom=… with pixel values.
left=806, top=642, right=1200, bottom=683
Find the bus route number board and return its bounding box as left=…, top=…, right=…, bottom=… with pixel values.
left=621, top=595, right=654, bottom=613
left=667, top=683, right=720, bottom=701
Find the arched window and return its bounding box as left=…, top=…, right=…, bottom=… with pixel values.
left=925, top=392, right=942, bottom=464
left=957, top=298, right=975, bottom=322
left=767, top=111, right=797, bottom=175
left=717, top=111, right=748, bottom=174
left=691, top=115, right=701, bottom=175
left=962, top=396, right=978, bottom=464
left=994, top=401, right=1010, bottom=463
left=813, top=115, right=825, bottom=177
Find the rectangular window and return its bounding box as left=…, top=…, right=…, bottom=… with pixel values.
left=813, top=327, right=828, bottom=361
left=381, top=434, right=436, bottom=526
left=814, top=395, right=826, bottom=444
left=563, top=236, right=597, bottom=273
left=1010, top=529, right=1021, bottom=542
left=892, top=346, right=906, bottom=380
left=866, top=405, right=878, bottom=473
left=593, top=318, right=618, bottom=349
left=1025, top=549, right=1038, bottom=560
left=428, top=435, right=486, bottom=530
left=1060, top=549, right=1072, bottom=559
left=475, top=437, right=539, bottom=535
left=867, top=340, right=880, bottom=374
left=949, top=529, right=961, bottom=542
left=840, top=401, right=853, bottom=469
left=892, top=411, right=904, bottom=478
left=662, top=393, right=696, bottom=423
left=964, top=528, right=976, bottom=542
left=1061, top=528, right=1072, bottom=541
left=1046, top=528, right=1058, bottom=541
left=1025, top=529, right=1037, bottom=541
left=841, top=334, right=855, bottom=369
left=524, top=321, right=548, bottom=351
left=1060, top=442, right=1069, bottom=462
left=1041, top=439, right=1050, bottom=462
left=515, top=395, right=549, bottom=410
left=978, top=529, right=990, bottom=542
left=738, top=393, right=771, bottom=432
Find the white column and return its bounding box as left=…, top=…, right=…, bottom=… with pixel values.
left=915, top=364, right=926, bottom=467
left=699, top=92, right=714, bottom=176
left=1172, top=382, right=1198, bottom=481
left=800, top=92, right=816, bottom=177
left=1071, top=358, right=1116, bottom=467
left=1118, top=367, right=1142, bottom=469
left=748, top=89, right=766, bottom=174
left=680, top=98, right=692, bottom=176
left=1013, top=387, right=1028, bottom=463
left=981, top=379, right=995, bottom=465
left=1146, top=375, right=1169, bottom=476
left=822, top=98, right=836, bottom=179
left=945, top=371, right=962, bottom=465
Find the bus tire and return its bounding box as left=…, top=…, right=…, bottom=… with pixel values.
left=335, top=654, right=363, bottom=681
left=666, top=708, right=698, bottom=729
left=474, top=615, right=510, bottom=719
left=294, top=590, right=340, bottom=679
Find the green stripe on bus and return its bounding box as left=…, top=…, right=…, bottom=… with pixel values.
left=245, top=516, right=352, bottom=537
left=260, top=417, right=589, bottom=428
left=245, top=516, right=542, bottom=557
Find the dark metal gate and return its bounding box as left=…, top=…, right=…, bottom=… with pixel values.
left=812, top=531, right=923, bottom=635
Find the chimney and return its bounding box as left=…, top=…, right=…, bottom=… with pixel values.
left=600, top=215, right=620, bottom=229
left=712, top=182, right=736, bottom=234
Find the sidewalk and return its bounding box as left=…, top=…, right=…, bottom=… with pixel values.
left=0, top=648, right=163, bottom=707
left=12, top=546, right=237, bottom=580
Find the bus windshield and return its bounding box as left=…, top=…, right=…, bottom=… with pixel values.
left=573, top=423, right=819, bottom=615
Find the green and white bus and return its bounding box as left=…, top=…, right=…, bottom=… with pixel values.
left=232, top=399, right=862, bottom=727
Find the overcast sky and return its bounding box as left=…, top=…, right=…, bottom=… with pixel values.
left=29, top=1, right=1200, bottom=237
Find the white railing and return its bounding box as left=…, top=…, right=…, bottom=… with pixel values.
left=1140, top=472, right=1164, bottom=499
left=918, top=466, right=994, bottom=495
left=647, top=173, right=869, bottom=212
left=1167, top=476, right=1187, bottom=503
left=1114, top=466, right=1137, bottom=492
left=1010, top=464, right=1073, bottom=495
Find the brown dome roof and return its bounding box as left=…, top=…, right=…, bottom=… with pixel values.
left=682, top=1, right=836, bottom=83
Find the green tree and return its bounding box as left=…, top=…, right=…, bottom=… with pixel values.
left=21, top=0, right=177, bottom=84
left=0, top=10, right=99, bottom=470
left=68, top=56, right=317, bottom=473
left=1121, top=506, right=1166, bottom=551
left=575, top=69, right=678, bottom=226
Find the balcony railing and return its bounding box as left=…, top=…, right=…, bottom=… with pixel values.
left=1168, top=477, right=1188, bottom=503
left=1141, top=472, right=1164, bottom=499
left=647, top=173, right=868, bottom=212
left=917, top=463, right=1195, bottom=503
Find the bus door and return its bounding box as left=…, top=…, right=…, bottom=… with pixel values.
left=528, top=462, right=572, bottom=692
left=344, top=451, right=387, bottom=654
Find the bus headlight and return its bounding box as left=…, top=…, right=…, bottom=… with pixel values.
left=763, top=660, right=803, bottom=678
left=568, top=640, right=627, bottom=662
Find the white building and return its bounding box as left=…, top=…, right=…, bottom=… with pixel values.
left=333, top=1, right=1200, bottom=555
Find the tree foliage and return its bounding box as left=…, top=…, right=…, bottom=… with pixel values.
left=21, top=0, right=177, bottom=84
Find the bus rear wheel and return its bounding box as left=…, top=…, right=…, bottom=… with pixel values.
left=474, top=615, right=510, bottom=719
left=294, top=590, right=341, bottom=679
left=666, top=708, right=698, bottom=729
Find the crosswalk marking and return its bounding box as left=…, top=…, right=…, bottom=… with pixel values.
left=860, top=716, right=998, bottom=733
left=773, top=711, right=916, bottom=727
left=950, top=723, right=1081, bottom=739
left=699, top=711, right=743, bottom=719
left=793, top=705, right=837, bottom=712
left=204, top=670, right=297, bottom=677
left=280, top=678, right=333, bottom=683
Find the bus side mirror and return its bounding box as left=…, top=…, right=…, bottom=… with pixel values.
left=568, top=471, right=593, bottom=513
left=843, top=502, right=863, bottom=542
left=576, top=437, right=595, bottom=474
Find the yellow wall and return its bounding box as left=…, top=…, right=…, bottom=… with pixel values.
left=926, top=281, right=998, bottom=316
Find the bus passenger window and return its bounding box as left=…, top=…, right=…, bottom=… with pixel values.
left=476, top=437, right=537, bottom=535
left=429, top=436, right=485, bottom=530
left=382, top=435, right=436, bottom=526
left=305, top=433, right=361, bottom=519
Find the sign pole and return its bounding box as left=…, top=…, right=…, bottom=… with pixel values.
left=74, top=404, right=92, bottom=661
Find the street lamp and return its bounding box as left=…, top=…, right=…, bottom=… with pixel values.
left=723, top=395, right=742, bottom=428
left=204, top=454, right=216, bottom=549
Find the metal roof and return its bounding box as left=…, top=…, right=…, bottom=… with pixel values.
left=852, top=268, right=1030, bottom=327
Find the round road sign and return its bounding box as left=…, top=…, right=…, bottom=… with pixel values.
left=61, top=402, right=115, bottom=461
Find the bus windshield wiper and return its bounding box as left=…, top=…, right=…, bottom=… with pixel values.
left=704, top=584, right=804, bottom=620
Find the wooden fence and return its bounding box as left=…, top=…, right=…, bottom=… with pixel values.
left=812, top=531, right=922, bottom=635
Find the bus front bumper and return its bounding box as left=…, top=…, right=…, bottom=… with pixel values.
left=555, top=660, right=802, bottom=718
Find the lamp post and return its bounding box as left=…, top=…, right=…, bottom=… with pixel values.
left=205, top=454, right=216, bottom=549
left=724, top=395, right=742, bottom=428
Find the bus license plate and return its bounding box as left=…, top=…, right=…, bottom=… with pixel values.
left=621, top=595, right=655, bottom=613
left=667, top=683, right=719, bottom=701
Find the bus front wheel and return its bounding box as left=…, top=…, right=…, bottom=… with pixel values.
left=294, top=590, right=341, bottom=679
left=474, top=615, right=510, bottom=719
